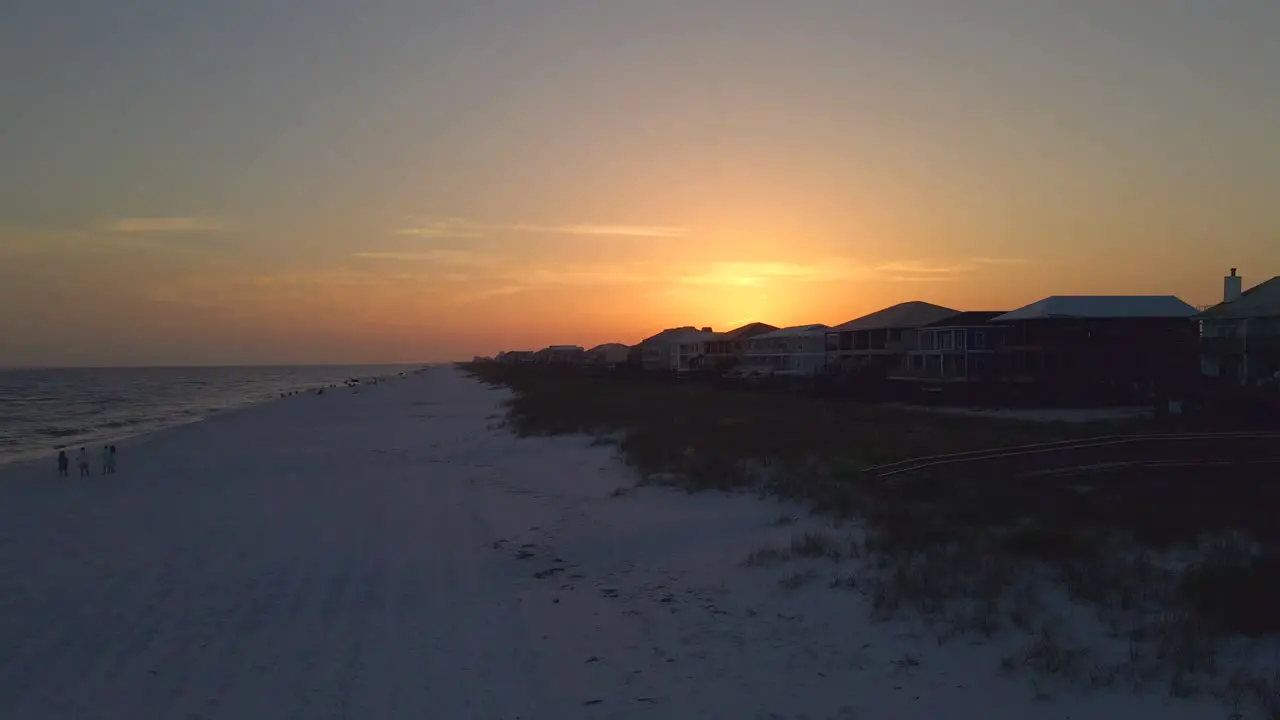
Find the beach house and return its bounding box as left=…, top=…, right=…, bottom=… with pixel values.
left=905, top=311, right=1009, bottom=381
left=824, top=301, right=960, bottom=375
left=741, top=324, right=829, bottom=376
left=534, top=345, right=586, bottom=364
left=1197, top=269, right=1280, bottom=385
left=991, top=295, right=1200, bottom=401
left=585, top=343, right=632, bottom=369
left=497, top=350, right=536, bottom=365
left=697, top=322, right=778, bottom=371
left=638, top=327, right=719, bottom=372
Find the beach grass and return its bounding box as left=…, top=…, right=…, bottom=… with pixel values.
left=463, top=361, right=1280, bottom=695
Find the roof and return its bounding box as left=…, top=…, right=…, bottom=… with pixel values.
left=992, top=296, right=1198, bottom=322
left=1197, top=276, right=1280, bottom=320
left=752, top=323, right=829, bottom=340
left=587, top=343, right=630, bottom=352
left=922, top=311, right=1008, bottom=328
left=713, top=322, right=778, bottom=341
left=827, top=302, right=959, bottom=332
left=547, top=345, right=584, bottom=351
left=640, top=326, right=717, bottom=345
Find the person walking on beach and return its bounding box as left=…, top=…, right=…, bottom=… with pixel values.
left=108, top=445, right=117, bottom=474
left=76, top=447, right=90, bottom=478
left=57, top=450, right=69, bottom=478
left=100, top=445, right=111, bottom=475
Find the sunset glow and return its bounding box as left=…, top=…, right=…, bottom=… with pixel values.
left=2, top=1, right=1278, bottom=366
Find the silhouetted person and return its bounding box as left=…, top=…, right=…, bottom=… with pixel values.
left=101, top=445, right=111, bottom=475
left=108, top=445, right=117, bottom=474
left=76, top=447, right=90, bottom=478
left=57, top=450, right=69, bottom=478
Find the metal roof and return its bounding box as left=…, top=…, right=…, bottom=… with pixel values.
left=1197, top=277, right=1280, bottom=320
left=752, top=323, right=828, bottom=340
left=991, top=296, right=1197, bottom=321
left=827, top=302, right=959, bottom=332
left=712, top=322, right=779, bottom=340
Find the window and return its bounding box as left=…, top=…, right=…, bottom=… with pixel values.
left=889, top=328, right=903, bottom=342
left=940, top=331, right=955, bottom=350
left=973, top=331, right=986, bottom=349
left=956, top=331, right=966, bottom=349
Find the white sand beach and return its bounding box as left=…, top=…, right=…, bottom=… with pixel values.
left=0, top=367, right=1232, bottom=719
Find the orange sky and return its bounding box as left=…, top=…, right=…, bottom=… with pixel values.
left=3, top=2, right=1278, bottom=366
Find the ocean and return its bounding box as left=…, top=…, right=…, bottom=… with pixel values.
left=0, top=364, right=422, bottom=466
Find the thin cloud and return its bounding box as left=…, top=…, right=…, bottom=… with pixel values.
left=105, top=217, right=227, bottom=233
left=352, top=249, right=494, bottom=266
left=395, top=218, right=688, bottom=239
left=873, top=261, right=968, bottom=275
left=970, top=257, right=1029, bottom=265
left=394, top=219, right=486, bottom=238
left=518, top=224, right=688, bottom=238
left=885, top=274, right=960, bottom=283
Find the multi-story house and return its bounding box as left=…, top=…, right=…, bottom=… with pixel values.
left=742, top=324, right=829, bottom=375
left=1198, top=269, right=1280, bottom=386
left=905, top=312, right=1008, bottom=381
left=824, top=301, right=959, bottom=375
left=698, top=322, right=777, bottom=370
left=992, top=295, right=1199, bottom=400
left=638, top=326, right=718, bottom=371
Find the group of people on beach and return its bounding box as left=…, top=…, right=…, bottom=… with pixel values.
left=57, top=445, right=117, bottom=478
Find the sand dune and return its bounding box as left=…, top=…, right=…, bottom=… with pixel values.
left=0, top=367, right=1226, bottom=718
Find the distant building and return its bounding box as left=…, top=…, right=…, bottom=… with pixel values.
left=586, top=343, right=631, bottom=368
left=698, top=322, right=778, bottom=371
left=905, top=311, right=1009, bottom=382
left=637, top=326, right=718, bottom=371
left=497, top=350, right=536, bottom=365
left=742, top=324, right=829, bottom=376
left=992, top=295, right=1199, bottom=399
left=1197, top=269, right=1280, bottom=385
left=824, top=301, right=960, bottom=375
left=534, top=345, right=586, bottom=364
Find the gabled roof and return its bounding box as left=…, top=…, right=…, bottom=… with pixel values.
left=639, top=326, right=698, bottom=344
left=713, top=322, right=779, bottom=341
left=752, top=323, right=829, bottom=340
left=992, top=296, right=1197, bottom=322
left=546, top=345, right=584, bottom=351
left=922, top=311, right=1008, bottom=328
left=587, top=343, right=630, bottom=352
left=1197, top=277, right=1280, bottom=320
left=640, top=326, right=717, bottom=345
left=827, top=301, right=959, bottom=332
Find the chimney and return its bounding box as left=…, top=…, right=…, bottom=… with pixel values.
left=700, top=326, right=712, bottom=332
left=1224, top=268, right=1243, bottom=303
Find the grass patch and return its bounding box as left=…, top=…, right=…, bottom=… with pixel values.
left=743, top=546, right=790, bottom=567
left=779, top=569, right=819, bottom=590
left=790, top=530, right=845, bottom=560
left=462, top=362, right=1280, bottom=715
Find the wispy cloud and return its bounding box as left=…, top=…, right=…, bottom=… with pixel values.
left=352, top=249, right=493, bottom=265
left=347, top=249, right=1003, bottom=305
left=970, top=257, right=1029, bottom=266
left=394, top=219, right=486, bottom=239
left=873, top=260, right=969, bottom=275
left=104, top=217, right=227, bottom=233
left=514, top=223, right=688, bottom=238
left=394, top=218, right=688, bottom=239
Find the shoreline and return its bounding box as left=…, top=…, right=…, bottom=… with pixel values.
left=0, top=367, right=426, bottom=472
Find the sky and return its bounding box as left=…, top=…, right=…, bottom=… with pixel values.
left=2, top=0, right=1278, bottom=366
